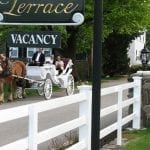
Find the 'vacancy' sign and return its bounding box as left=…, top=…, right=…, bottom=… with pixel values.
left=7, top=31, right=61, bottom=48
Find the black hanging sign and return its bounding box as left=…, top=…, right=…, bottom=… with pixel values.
left=0, top=0, right=84, bottom=25
left=7, top=31, right=61, bottom=48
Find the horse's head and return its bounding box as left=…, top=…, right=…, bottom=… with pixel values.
left=0, top=54, right=8, bottom=73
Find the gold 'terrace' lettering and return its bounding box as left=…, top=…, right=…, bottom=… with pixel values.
left=3, top=0, right=79, bottom=16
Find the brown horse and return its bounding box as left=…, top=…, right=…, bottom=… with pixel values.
left=0, top=54, right=26, bottom=104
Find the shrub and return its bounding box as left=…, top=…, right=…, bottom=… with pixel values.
left=128, top=65, right=142, bottom=75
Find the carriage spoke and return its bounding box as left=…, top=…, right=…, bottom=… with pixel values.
left=66, top=75, right=74, bottom=95
left=37, top=82, right=44, bottom=96
left=16, top=87, right=23, bottom=99
left=44, top=79, right=52, bottom=100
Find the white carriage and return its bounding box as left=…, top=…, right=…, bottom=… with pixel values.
left=24, top=58, right=74, bottom=100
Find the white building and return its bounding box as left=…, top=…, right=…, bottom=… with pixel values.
left=128, top=32, right=146, bottom=66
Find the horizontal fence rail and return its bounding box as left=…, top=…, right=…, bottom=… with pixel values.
left=100, top=77, right=141, bottom=145
left=0, top=77, right=141, bottom=150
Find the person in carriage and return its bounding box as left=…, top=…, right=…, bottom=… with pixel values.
left=30, top=48, right=45, bottom=66
left=55, top=55, right=65, bottom=75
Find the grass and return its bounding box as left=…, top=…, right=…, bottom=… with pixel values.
left=4, top=85, right=10, bottom=99
left=3, top=84, right=61, bottom=100
left=25, top=85, right=61, bottom=96
left=50, top=131, right=78, bottom=149
left=74, top=75, right=127, bottom=87
left=3, top=75, right=126, bottom=99
left=123, top=128, right=150, bottom=150
left=102, top=75, right=127, bottom=81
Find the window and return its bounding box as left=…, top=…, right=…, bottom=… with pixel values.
left=27, top=48, right=36, bottom=58
left=27, top=47, right=52, bottom=58
left=43, top=48, right=52, bottom=57
left=9, top=47, right=18, bottom=58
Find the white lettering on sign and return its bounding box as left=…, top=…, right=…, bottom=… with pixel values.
left=10, top=33, right=58, bottom=45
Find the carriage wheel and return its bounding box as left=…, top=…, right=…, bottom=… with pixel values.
left=37, top=82, right=44, bottom=96
left=16, top=87, right=23, bottom=99
left=66, top=75, right=74, bottom=95
left=44, top=78, right=52, bottom=100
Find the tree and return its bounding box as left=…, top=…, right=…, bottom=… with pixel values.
left=146, top=30, right=150, bottom=49
left=103, top=0, right=150, bottom=36
left=0, top=0, right=150, bottom=78
left=75, top=0, right=150, bottom=51
left=103, top=32, right=135, bottom=76
left=102, top=0, right=150, bottom=76
left=0, top=0, right=149, bottom=53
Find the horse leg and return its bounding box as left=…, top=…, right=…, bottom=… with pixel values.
left=7, top=81, right=14, bottom=102
left=0, top=81, right=4, bottom=104
left=22, top=79, right=26, bottom=98
left=12, top=79, right=17, bottom=100
left=15, top=79, right=26, bottom=100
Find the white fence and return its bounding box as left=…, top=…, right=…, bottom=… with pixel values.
left=0, top=77, right=141, bottom=150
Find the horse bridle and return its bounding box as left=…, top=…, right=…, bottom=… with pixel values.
left=0, top=59, right=9, bottom=70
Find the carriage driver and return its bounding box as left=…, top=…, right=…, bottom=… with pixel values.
left=31, top=48, right=45, bottom=66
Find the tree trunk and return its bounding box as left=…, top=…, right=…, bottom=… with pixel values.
left=65, top=26, right=80, bottom=81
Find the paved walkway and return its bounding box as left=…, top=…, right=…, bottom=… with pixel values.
left=101, top=76, right=128, bottom=88
left=0, top=77, right=128, bottom=150
left=100, top=76, right=128, bottom=150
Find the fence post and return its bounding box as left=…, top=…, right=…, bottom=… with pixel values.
left=78, top=85, right=92, bottom=150
left=28, top=105, right=38, bottom=150
left=132, top=77, right=142, bottom=129
left=117, top=88, right=123, bottom=145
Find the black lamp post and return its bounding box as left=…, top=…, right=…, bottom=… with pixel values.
left=140, top=46, right=150, bottom=70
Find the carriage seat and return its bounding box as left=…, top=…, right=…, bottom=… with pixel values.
left=45, top=56, right=54, bottom=64
left=43, top=57, right=73, bottom=76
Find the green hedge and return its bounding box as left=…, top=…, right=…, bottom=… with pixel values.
left=128, top=65, right=142, bottom=75
left=128, top=64, right=150, bottom=75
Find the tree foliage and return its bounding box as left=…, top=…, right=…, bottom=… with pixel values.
left=74, top=0, right=93, bottom=53
left=0, top=0, right=150, bottom=77
left=102, top=0, right=150, bottom=75
left=0, top=0, right=149, bottom=53
left=75, top=0, right=150, bottom=52
left=103, top=32, right=135, bottom=76
left=103, top=0, right=150, bottom=37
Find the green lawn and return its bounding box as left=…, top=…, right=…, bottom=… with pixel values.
left=4, top=84, right=61, bottom=100
left=123, top=128, right=150, bottom=150
left=102, top=75, right=127, bottom=82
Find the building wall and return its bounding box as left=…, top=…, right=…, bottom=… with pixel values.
left=128, top=32, right=146, bottom=66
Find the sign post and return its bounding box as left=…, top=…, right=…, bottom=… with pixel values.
left=92, top=0, right=103, bottom=149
